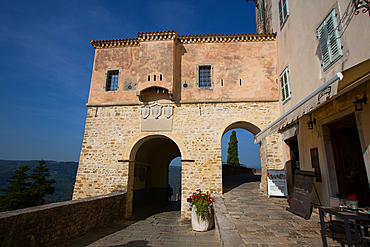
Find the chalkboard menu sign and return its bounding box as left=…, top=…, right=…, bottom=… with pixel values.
left=287, top=170, right=316, bottom=219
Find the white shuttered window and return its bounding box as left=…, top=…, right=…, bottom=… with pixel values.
left=278, top=0, right=289, bottom=27
left=317, top=9, right=343, bottom=71
left=280, top=66, right=291, bottom=103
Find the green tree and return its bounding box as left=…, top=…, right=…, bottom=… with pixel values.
left=29, top=160, right=56, bottom=206
left=0, top=160, right=56, bottom=212
left=0, top=166, right=32, bottom=211
left=227, top=131, right=240, bottom=166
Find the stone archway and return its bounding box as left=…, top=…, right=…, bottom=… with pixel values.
left=222, top=121, right=261, bottom=136
left=128, top=135, right=181, bottom=209
left=221, top=121, right=262, bottom=191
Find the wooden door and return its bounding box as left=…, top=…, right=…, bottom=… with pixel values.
left=329, top=115, right=370, bottom=207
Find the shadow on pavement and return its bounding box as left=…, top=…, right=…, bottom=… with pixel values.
left=62, top=201, right=181, bottom=247
left=223, top=174, right=261, bottom=193
left=131, top=200, right=181, bottom=221
left=112, top=240, right=150, bottom=247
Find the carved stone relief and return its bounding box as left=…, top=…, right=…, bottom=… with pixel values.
left=151, top=103, right=162, bottom=119
left=141, top=105, right=150, bottom=119
left=163, top=105, right=173, bottom=118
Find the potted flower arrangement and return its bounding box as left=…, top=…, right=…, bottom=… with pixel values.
left=191, top=189, right=215, bottom=231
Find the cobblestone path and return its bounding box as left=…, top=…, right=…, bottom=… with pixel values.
left=64, top=174, right=345, bottom=247
left=222, top=174, right=343, bottom=246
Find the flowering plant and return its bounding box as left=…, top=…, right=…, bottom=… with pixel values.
left=191, top=189, right=214, bottom=221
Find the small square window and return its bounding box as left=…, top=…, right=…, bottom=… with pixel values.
left=196, top=65, right=213, bottom=88
left=278, top=0, right=289, bottom=28
left=280, top=66, right=291, bottom=103
left=105, top=70, right=119, bottom=91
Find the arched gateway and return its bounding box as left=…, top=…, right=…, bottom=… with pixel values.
left=72, top=31, right=284, bottom=219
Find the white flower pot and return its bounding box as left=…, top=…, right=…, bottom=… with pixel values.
left=191, top=205, right=214, bottom=231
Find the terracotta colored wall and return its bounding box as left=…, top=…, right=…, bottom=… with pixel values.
left=88, top=46, right=140, bottom=103
left=87, top=38, right=278, bottom=104
left=177, top=41, right=278, bottom=101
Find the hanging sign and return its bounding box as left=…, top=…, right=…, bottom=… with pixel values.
left=267, top=169, right=288, bottom=197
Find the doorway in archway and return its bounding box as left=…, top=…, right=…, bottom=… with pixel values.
left=221, top=125, right=262, bottom=193
left=131, top=135, right=181, bottom=207
left=169, top=157, right=182, bottom=202
left=222, top=129, right=261, bottom=169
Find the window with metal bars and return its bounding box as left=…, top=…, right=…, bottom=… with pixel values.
left=198, top=65, right=212, bottom=88
left=106, top=70, right=119, bottom=91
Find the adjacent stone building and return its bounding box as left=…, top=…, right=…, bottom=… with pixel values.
left=72, top=31, right=284, bottom=218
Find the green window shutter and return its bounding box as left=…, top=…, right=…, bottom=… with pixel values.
left=280, top=71, right=286, bottom=102
left=279, top=0, right=289, bottom=27
left=280, top=67, right=291, bottom=103
left=282, top=0, right=288, bottom=21
left=278, top=0, right=283, bottom=27
left=284, top=71, right=290, bottom=100
left=327, top=10, right=342, bottom=64
left=317, top=9, right=342, bottom=71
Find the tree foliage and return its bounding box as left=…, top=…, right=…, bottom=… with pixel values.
left=227, top=131, right=240, bottom=166
left=0, top=160, right=56, bottom=212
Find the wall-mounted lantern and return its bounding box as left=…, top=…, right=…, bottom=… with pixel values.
left=307, top=115, right=316, bottom=130
left=353, top=94, right=367, bottom=111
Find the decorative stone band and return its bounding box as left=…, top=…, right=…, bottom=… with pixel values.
left=91, top=31, right=276, bottom=49
left=86, top=98, right=280, bottom=107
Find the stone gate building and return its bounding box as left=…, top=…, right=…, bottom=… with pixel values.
left=72, top=31, right=284, bottom=218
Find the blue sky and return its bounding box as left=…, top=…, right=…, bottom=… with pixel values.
left=0, top=0, right=258, bottom=164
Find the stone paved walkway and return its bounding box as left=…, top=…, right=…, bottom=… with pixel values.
left=63, top=174, right=345, bottom=247
left=62, top=201, right=221, bottom=247
left=221, top=174, right=343, bottom=247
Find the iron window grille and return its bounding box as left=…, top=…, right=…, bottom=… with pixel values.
left=106, top=70, right=119, bottom=91
left=198, top=65, right=212, bottom=88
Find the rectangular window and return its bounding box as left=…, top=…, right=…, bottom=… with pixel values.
left=317, top=9, right=343, bottom=71
left=280, top=66, right=291, bottom=103
left=105, top=70, right=119, bottom=91
left=198, top=65, right=212, bottom=88
left=278, top=0, right=289, bottom=27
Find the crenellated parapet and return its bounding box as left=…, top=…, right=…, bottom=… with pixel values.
left=90, top=31, right=276, bottom=48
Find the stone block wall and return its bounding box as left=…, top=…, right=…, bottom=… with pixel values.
left=0, top=193, right=126, bottom=247
left=73, top=100, right=284, bottom=219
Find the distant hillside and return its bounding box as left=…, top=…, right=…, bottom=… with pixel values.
left=0, top=160, right=78, bottom=203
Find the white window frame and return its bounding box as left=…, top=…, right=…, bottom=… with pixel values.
left=103, top=68, right=121, bottom=91
left=280, top=66, right=291, bottom=103
left=278, top=0, right=289, bottom=28
left=317, top=9, right=343, bottom=71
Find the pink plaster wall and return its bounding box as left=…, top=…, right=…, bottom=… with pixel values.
left=87, top=38, right=278, bottom=104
